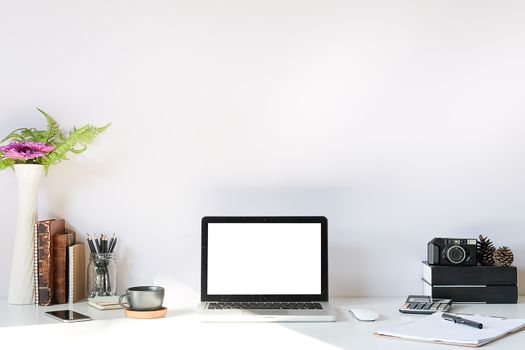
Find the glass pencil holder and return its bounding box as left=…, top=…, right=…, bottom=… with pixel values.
left=87, top=253, right=117, bottom=297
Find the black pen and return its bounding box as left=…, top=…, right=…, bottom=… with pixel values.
left=442, top=313, right=483, bottom=329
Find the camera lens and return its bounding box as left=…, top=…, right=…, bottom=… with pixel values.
left=446, top=245, right=466, bottom=264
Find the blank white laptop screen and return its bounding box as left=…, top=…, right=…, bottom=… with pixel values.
left=207, top=223, right=322, bottom=295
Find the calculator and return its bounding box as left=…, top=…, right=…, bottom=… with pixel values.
left=399, top=295, right=452, bottom=314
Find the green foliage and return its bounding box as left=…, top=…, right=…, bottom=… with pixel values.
left=0, top=108, right=110, bottom=174
left=41, top=123, right=110, bottom=173
left=0, top=158, right=14, bottom=171
left=0, top=109, right=62, bottom=145
left=0, top=127, right=49, bottom=144
left=37, top=108, right=61, bottom=144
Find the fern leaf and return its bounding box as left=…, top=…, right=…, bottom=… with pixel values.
left=20, top=128, right=37, bottom=139
left=19, top=128, right=49, bottom=143
left=0, top=128, right=29, bottom=143
left=41, top=123, right=109, bottom=168
left=31, top=130, right=50, bottom=143
left=0, top=158, right=14, bottom=171
left=70, top=145, right=87, bottom=154
left=2, top=127, right=50, bottom=144
left=97, top=123, right=111, bottom=134
left=36, top=108, right=60, bottom=143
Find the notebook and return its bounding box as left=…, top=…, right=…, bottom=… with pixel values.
left=33, top=223, right=39, bottom=305
left=68, top=243, right=86, bottom=303
left=376, top=312, right=525, bottom=347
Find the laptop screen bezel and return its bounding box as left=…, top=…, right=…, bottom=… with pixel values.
left=201, top=216, right=328, bottom=302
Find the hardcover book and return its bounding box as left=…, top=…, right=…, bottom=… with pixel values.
left=422, top=280, right=518, bottom=303
left=37, top=219, right=65, bottom=306
left=52, top=231, right=76, bottom=304
left=422, top=261, right=517, bottom=286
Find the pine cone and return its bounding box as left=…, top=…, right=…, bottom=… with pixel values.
left=477, top=235, right=495, bottom=266
left=494, top=246, right=514, bottom=267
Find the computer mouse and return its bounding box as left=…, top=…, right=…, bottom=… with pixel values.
left=349, top=308, right=379, bottom=321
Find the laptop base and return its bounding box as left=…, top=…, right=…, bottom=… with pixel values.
left=198, top=302, right=336, bottom=322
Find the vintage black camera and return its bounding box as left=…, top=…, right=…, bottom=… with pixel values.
left=427, top=238, right=477, bottom=266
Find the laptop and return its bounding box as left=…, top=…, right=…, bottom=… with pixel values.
left=198, top=216, right=336, bottom=322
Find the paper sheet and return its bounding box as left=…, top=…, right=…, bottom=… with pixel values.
left=377, top=312, right=525, bottom=346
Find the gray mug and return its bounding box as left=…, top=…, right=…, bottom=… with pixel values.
left=119, top=286, right=165, bottom=311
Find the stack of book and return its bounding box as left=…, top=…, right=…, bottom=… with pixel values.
left=33, top=219, right=86, bottom=306
left=421, top=261, right=518, bottom=303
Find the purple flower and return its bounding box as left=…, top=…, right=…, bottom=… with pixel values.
left=0, top=141, right=55, bottom=160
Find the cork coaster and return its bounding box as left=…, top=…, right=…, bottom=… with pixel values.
left=125, top=307, right=167, bottom=319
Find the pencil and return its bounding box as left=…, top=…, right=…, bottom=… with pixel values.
left=86, top=234, right=96, bottom=253
left=95, top=236, right=101, bottom=253
left=103, top=234, right=108, bottom=253
left=110, top=237, right=118, bottom=253
left=108, top=234, right=115, bottom=254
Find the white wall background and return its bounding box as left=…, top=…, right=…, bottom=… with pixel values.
left=1, top=0, right=525, bottom=305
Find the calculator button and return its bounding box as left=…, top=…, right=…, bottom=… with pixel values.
left=437, top=304, right=448, bottom=311
left=430, top=303, right=439, bottom=310
left=408, top=303, right=417, bottom=309
left=401, top=303, right=409, bottom=309
left=423, top=303, right=431, bottom=309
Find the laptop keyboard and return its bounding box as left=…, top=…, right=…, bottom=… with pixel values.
left=208, top=302, right=323, bottom=310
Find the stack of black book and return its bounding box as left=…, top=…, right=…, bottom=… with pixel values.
left=422, top=261, right=518, bottom=303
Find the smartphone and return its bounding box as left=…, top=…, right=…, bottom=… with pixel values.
left=45, top=310, right=91, bottom=323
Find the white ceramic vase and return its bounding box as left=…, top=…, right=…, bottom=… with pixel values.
left=8, top=164, right=44, bottom=304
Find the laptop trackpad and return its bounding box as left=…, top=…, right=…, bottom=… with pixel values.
left=244, top=310, right=289, bottom=315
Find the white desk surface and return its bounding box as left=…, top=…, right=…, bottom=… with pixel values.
left=1, top=297, right=524, bottom=349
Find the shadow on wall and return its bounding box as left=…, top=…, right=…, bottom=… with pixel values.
left=41, top=157, right=118, bottom=215
left=198, top=186, right=354, bottom=218
left=512, top=243, right=524, bottom=294
left=330, top=243, right=369, bottom=297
